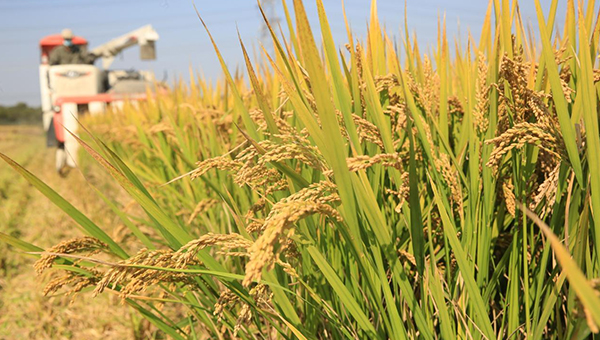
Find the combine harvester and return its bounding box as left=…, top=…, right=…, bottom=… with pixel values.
left=39, top=25, right=159, bottom=173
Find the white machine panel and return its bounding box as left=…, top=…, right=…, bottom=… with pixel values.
left=48, top=65, right=102, bottom=97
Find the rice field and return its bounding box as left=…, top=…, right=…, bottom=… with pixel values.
left=2, top=0, right=600, bottom=338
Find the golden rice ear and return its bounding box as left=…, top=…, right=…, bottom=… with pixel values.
left=34, top=237, right=107, bottom=274
left=485, top=122, right=565, bottom=169
left=474, top=52, right=490, bottom=135
left=243, top=181, right=342, bottom=286
left=186, top=199, right=220, bottom=225
left=91, top=233, right=254, bottom=300
left=43, top=268, right=103, bottom=299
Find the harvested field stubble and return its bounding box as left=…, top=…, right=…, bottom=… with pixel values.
left=2, top=0, right=600, bottom=339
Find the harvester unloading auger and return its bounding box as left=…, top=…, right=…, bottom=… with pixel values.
left=39, top=25, right=159, bottom=174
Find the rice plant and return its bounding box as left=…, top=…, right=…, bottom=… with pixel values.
left=2, top=0, right=600, bottom=338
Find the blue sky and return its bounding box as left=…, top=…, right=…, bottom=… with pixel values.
left=0, top=0, right=571, bottom=106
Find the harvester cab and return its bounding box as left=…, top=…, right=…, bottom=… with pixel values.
left=39, top=25, right=159, bottom=173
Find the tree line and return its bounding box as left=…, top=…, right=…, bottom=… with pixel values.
left=0, top=103, right=41, bottom=125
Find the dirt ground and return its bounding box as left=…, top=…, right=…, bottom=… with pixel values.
left=0, top=125, right=147, bottom=339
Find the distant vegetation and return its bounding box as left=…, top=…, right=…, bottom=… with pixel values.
left=0, top=103, right=40, bottom=125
